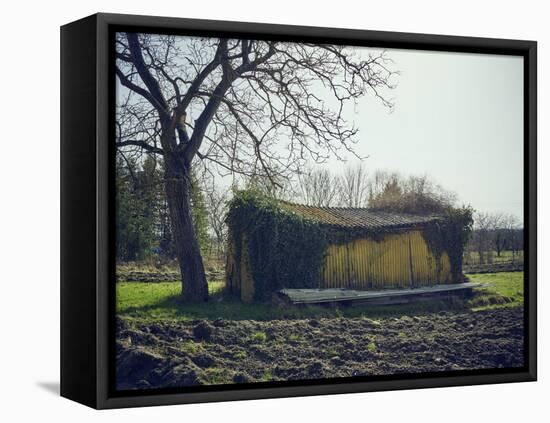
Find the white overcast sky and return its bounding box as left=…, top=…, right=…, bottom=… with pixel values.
left=117, top=38, right=524, bottom=221
left=321, top=48, right=524, bottom=220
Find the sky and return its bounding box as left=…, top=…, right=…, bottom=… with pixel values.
left=319, top=48, right=524, bottom=221
left=116, top=36, right=525, bottom=222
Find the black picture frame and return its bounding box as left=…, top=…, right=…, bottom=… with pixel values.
left=60, top=12, right=537, bottom=409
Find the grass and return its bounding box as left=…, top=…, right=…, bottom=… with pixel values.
left=116, top=280, right=227, bottom=320
left=178, top=340, right=204, bottom=355
left=116, top=272, right=524, bottom=323
left=325, top=347, right=340, bottom=357
left=463, top=250, right=523, bottom=266
left=231, top=350, right=247, bottom=360
left=260, top=370, right=274, bottom=382
left=252, top=332, right=268, bottom=343
left=467, top=272, right=524, bottom=311
left=117, top=261, right=179, bottom=274
left=200, top=367, right=231, bottom=385
left=118, top=281, right=466, bottom=322
left=117, top=258, right=225, bottom=275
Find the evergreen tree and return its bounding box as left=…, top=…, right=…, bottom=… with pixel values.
left=115, top=155, right=155, bottom=261
left=116, top=154, right=211, bottom=262
left=189, top=170, right=211, bottom=256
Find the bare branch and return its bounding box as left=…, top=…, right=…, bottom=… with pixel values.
left=116, top=140, right=164, bottom=155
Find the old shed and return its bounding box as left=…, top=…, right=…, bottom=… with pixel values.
left=226, top=192, right=469, bottom=303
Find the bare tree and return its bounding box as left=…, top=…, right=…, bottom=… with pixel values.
left=470, top=211, right=507, bottom=264
left=297, top=167, right=340, bottom=207
left=338, top=163, right=370, bottom=207
left=367, top=169, right=400, bottom=202
left=204, top=183, right=230, bottom=260
left=502, top=214, right=522, bottom=262
left=115, top=33, right=396, bottom=301
left=489, top=213, right=525, bottom=261
left=471, top=212, right=491, bottom=264
left=368, top=172, right=456, bottom=214
left=489, top=212, right=507, bottom=257
left=404, top=175, right=457, bottom=207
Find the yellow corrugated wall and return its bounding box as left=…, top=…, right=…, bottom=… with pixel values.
left=226, top=233, right=255, bottom=301
left=229, top=229, right=452, bottom=301
left=321, top=230, right=451, bottom=289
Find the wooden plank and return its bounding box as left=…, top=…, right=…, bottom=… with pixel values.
left=279, top=282, right=484, bottom=305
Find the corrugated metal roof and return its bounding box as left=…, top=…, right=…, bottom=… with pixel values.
left=281, top=202, right=441, bottom=230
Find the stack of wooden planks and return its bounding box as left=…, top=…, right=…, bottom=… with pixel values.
left=279, top=282, right=484, bottom=306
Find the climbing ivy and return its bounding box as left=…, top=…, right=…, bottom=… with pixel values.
left=226, top=189, right=329, bottom=301
left=422, top=206, right=474, bottom=282
left=227, top=190, right=474, bottom=300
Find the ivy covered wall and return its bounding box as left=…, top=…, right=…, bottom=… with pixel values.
left=226, top=190, right=473, bottom=301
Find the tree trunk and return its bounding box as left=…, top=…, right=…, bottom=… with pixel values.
left=164, top=165, right=208, bottom=302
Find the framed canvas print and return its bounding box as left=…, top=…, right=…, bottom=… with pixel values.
left=60, top=13, right=537, bottom=409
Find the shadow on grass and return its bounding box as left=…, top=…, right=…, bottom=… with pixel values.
left=118, top=288, right=472, bottom=322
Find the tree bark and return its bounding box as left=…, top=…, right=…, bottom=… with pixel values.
left=164, top=163, right=208, bottom=302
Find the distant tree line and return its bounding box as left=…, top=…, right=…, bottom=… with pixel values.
left=116, top=157, right=522, bottom=268
left=292, top=166, right=523, bottom=265
left=466, top=212, right=523, bottom=265
left=286, top=164, right=458, bottom=214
